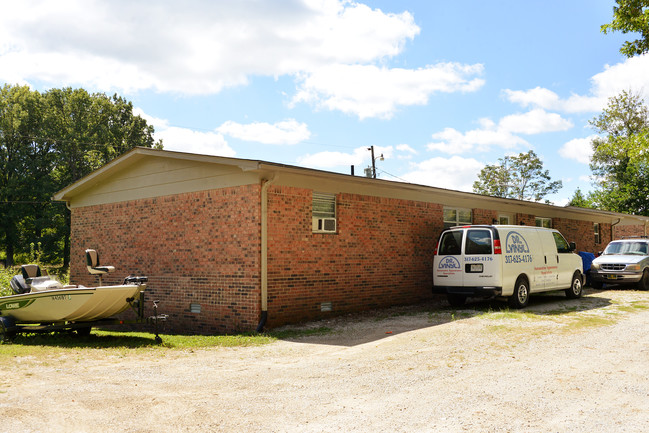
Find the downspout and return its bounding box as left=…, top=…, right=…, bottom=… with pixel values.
left=611, top=218, right=621, bottom=240
left=257, top=175, right=278, bottom=332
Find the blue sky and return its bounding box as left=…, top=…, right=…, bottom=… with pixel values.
left=2, top=0, right=648, bottom=205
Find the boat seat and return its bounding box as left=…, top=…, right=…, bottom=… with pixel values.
left=10, top=264, right=47, bottom=294
left=21, top=264, right=42, bottom=279
left=85, top=249, right=115, bottom=275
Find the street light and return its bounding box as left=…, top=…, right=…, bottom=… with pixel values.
left=365, top=145, right=384, bottom=179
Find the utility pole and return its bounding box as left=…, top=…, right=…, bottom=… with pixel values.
left=369, top=146, right=377, bottom=178
left=366, top=145, right=384, bottom=179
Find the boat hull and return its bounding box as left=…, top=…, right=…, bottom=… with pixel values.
left=0, top=284, right=145, bottom=323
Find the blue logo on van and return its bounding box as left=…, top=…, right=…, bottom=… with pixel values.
left=438, top=256, right=461, bottom=270
left=504, top=231, right=533, bottom=264
left=505, top=231, right=530, bottom=254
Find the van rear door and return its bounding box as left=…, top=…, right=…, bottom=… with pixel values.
left=462, top=227, right=500, bottom=287
left=434, top=229, right=464, bottom=286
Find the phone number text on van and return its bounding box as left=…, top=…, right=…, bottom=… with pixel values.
left=505, top=254, right=533, bottom=264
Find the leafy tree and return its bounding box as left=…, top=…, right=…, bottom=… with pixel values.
left=601, top=0, right=649, bottom=58
left=567, top=188, right=595, bottom=208
left=473, top=150, right=562, bottom=202
left=0, top=85, right=51, bottom=267
left=588, top=90, right=649, bottom=214
left=0, top=85, right=162, bottom=267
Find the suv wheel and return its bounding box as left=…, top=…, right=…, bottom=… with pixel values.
left=638, top=269, right=649, bottom=291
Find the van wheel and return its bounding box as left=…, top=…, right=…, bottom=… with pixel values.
left=565, top=271, right=583, bottom=299
left=637, top=270, right=649, bottom=291
left=447, top=294, right=466, bottom=308
left=508, top=277, right=529, bottom=309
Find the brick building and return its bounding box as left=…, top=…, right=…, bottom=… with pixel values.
left=53, top=148, right=649, bottom=334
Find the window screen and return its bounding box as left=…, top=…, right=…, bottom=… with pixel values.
left=313, top=193, right=336, bottom=218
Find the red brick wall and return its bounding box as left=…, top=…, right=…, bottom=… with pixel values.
left=613, top=224, right=646, bottom=239
left=70, top=185, right=261, bottom=334
left=473, top=208, right=498, bottom=225
left=550, top=218, right=611, bottom=253
left=265, top=187, right=442, bottom=327
left=515, top=213, right=536, bottom=226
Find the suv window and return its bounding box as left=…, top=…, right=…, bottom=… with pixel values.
left=439, top=231, right=463, bottom=255
left=466, top=229, right=492, bottom=255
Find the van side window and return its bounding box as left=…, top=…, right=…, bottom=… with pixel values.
left=552, top=232, right=571, bottom=253
left=466, top=229, right=492, bottom=255
left=439, top=231, right=463, bottom=255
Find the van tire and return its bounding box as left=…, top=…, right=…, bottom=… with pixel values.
left=565, top=271, right=583, bottom=299
left=508, top=277, right=529, bottom=309
left=447, top=294, right=466, bottom=308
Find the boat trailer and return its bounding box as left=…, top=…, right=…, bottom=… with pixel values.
left=0, top=285, right=168, bottom=344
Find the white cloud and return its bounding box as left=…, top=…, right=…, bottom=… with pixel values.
left=0, top=0, right=421, bottom=96
left=504, top=54, right=649, bottom=113
left=401, top=156, right=484, bottom=192
left=156, top=127, right=236, bottom=157
left=427, top=126, right=528, bottom=155
left=558, top=135, right=597, bottom=164
left=395, top=144, right=418, bottom=159
left=292, top=63, right=485, bottom=119
left=297, top=145, right=394, bottom=169
left=427, top=108, right=571, bottom=155
left=135, top=108, right=236, bottom=156
left=498, top=109, right=573, bottom=134
left=217, top=119, right=311, bottom=145
left=396, top=144, right=417, bottom=154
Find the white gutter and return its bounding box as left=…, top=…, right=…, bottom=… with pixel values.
left=256, top=175, right=278, bottom=332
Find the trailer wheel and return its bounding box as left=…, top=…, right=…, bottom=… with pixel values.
left=508, top=277, right=529, bottom=309
left=0, top=316, right=17, bottom=343
left=565, top=271, right=584, bottom=299
left=447, top=294, right=467, bottom=308
left=76, top=326, right=92, bottom=337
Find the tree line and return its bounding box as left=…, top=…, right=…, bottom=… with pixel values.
left=0, top=84, right=162, bottom=268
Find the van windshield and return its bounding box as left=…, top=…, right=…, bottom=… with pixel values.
left=439, top=231, right=463, bottom=255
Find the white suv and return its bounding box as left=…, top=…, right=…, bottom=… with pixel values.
left=590, top=238, right=649, bottom=290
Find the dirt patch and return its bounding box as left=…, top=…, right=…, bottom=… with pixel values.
left=2, top=288, right=649, bottom=432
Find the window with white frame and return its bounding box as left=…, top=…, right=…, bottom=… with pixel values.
left=443, top=207, right=472, bottom=229
left=594, top=223, right=601, bottom=244
left=535, top=217, right=552, bottom=228
left=498, top=214, right=512, bottom=225
left=312, top=192, right=337, bottom=233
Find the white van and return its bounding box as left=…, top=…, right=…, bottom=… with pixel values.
left=432, top=225, right=584, bottom=308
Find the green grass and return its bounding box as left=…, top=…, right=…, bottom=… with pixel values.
left=0, top=326, right=333, bottom=363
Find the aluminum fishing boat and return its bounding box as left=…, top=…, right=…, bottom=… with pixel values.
left=0, top=250, right=162, bottom=342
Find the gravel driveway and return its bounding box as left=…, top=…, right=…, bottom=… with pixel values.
left=2, top=288, right=649, bottom=432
